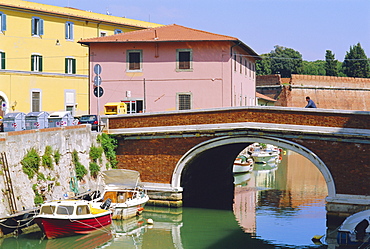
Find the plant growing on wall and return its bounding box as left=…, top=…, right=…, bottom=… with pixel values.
left=53, top=149, right=61, bottom=165
left=89, top=145, right=103, bottom=163
left=72, top=150, right=87, bottom=181
left=97, top=133, right=118, bottom=169
left=21, top=148, right=40, bottom=179
left=32, top=184, right=43, bottom=205
left=89, top=162, right=100, bottom=178
left=89, top=145, right=103, bottom=178
left=42, top=145, right=54, bottom=169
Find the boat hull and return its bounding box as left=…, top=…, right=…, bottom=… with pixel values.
left=100, top=195, right=149, bottom=220
left=34, top=212, right=111, bottom=239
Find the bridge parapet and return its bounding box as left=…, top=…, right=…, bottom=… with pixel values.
left=103, top=106, right=370, bottom=130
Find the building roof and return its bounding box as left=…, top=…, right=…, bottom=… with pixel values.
left=0, top=0, right=162, bottom=29
left=79, top=24, right=261, bottom=59
left=256, top=92, right=277, bottom=102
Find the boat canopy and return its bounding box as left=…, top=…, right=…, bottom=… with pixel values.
left=102, top=169, right=142, bottom=188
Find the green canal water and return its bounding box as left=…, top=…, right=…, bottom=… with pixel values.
left=0, top=151, right=330, bottom=249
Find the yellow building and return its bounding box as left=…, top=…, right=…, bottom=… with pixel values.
left=0, top=0, right=161, bottom=117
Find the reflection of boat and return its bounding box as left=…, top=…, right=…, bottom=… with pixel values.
left=233, top=172, right=251, bottom=186
left=92, top=169, right=149, bottom=220
left=45, top=230, right=113, bottom=249
left=337, top=210, right=370, bottom=246
left=34, top=200, right=112, bottom=239
left=233, top=155, right=254, bottom=173
left=253, top=161, right=279, bottom=172
left=248, top=143, right=280, bottom=164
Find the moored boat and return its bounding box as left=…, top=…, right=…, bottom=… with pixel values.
left=34, top=200, right=112, bottom=239
left=92, top=169, right=149, bottom=220
left=337, top=209, right=370, bottom=246
left=233, top=155, right=254, bottom=174
left=248, top=143, right=280, bottom=164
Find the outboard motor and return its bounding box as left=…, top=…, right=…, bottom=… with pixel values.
left=100, top=198, right=112, bottom=210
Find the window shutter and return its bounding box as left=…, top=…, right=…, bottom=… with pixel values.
left=39, top=19, right=44, bottom=35
left=65, top=58, right=68, bottom=73
left=31, top=55, right=35, bottom=71
left=39, top=56, right=43, bottom=72
left=1, top=52, right=5, bottom=69
left=31, top=18, right=35, bottom=35
left=65, top=23, right=68, bottom=39
left=72, top=59, right=76, bottom=74
left=70, top=23, right=74, bottom=40
left=1, top=13, right=6, bottom=31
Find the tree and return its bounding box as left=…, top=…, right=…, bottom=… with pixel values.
left=302, top=60, right=325, bottom=75
left=256, top=53, right=272, bottom=75
left=325, top=50, right=338, bottom=76
left=342, top=43, right=370, bottom=78
left=270, top=45, right=303, bottom=78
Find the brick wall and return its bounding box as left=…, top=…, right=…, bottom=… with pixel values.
left=108, top=107, right=370, bottom=130
left=258, top=74, right=370, bottom=111
left=116, top=137, right=210, bottom=183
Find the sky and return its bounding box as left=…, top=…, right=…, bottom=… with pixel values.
left=32, top=0, right=370, bottom=62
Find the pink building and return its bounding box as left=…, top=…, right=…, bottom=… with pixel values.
left=79, top=24, right=261, bottom=114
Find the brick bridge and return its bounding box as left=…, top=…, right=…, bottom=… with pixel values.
left=103, top=106, right=370, bottom=213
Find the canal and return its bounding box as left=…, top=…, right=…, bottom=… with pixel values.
left=0, top=150, right=332, bottom=248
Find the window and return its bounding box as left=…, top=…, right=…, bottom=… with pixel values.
left=239, top=56, right=242, bottom=73
left=122, top=100, right=144, bottom=114
left=65, top=58, right=76, bottom=74
left=65, top=22, right=74, bottom=40
left=244, top=59, right=247, bottom=75
left=114, top=29, right=122, bottom=34
left=65, top=90, right=76, bottom=116
left=0, top=52, right=5, bottom=69
left=31, top=17, right=44, bottom=36
left=177, top=93, right=192, bottom=110
left=100, top=31, right=107, bottom=37
left=234, top=54, right=237, bottom=71
left=127, top=50, right=142, bottom=71
left=31, top=54, right=43, bottom=72
left=0, top=12, right=6, bottom=32
left=56, top=205, right=74, bottom=215
left=31, top=90, right=41, bottom=112
left=177, top=49, right=192, bottom=71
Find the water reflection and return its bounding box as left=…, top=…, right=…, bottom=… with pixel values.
left=234, top=150, right=329, bottom=247
left=0, top=150, right=331, bottom=248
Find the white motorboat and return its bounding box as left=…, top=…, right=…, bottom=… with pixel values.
left=337, top=209, right=370, bottom=246
left=248, top=143, right=280, bottom=164
left=92, top=169, right=149, bottom=220
left=233, top=155, right=254, bottom=173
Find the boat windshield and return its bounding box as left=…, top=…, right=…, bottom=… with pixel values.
left=56, top=205, right=74, bottom=215
left=40, top=205, right=56, bottom=215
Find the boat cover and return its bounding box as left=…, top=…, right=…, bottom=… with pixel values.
left=339, top=209, right=370, bottom=232
left=102, top=169, right=142, bottom=188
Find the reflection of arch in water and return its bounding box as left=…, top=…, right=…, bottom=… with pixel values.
left=172, top=136, right=335, bottom=199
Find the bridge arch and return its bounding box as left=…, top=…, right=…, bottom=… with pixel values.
left=172, top=135, right=336, bottom=201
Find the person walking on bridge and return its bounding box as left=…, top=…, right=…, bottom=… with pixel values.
left=305, top=96, right=317, bottom=108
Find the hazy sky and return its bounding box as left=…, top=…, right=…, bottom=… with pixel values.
left=33, top=0, right=370, bottom=62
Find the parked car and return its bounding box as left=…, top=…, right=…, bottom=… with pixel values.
left=78, top=115, right=99, bottom=131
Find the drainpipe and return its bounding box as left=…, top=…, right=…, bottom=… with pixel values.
left=230, top=41, right=241, bottom=107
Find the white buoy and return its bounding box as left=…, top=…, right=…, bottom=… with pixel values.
left=147, top=218, right=154, bottom=225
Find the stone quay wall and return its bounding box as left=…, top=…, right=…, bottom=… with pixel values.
left=0, top=125, right=105, bottom=215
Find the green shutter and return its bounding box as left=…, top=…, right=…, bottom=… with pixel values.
left=39, top=56, right=43, bottom=72
left=31, top=55, right=34, bottom=71
left=1, top=52, right=5, bottom=69
left=72, top=58, right=76, bottom=74
left=65, top=58, right=68, bottom=73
